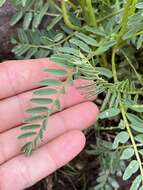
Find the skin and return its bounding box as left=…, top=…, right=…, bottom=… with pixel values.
left=0, top=59, right=99, bottom=190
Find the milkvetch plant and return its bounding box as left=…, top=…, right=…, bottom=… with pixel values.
left=1, top=0, right=143, bottom=189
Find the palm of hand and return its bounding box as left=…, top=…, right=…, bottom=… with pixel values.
left=0, top=59, right=98, bottom=190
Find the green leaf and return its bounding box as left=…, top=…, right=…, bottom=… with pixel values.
left=31, top=98, right=53, bottom=104
left=112, top=132, right=129, bottom=149
left=12, top=45, right=30, bottom=56
left=32, top=3, right=49, bottom=28
left=99, top=108, right=120, bottom=119
left=34, top=88, right=57, bottom=96
left=96, top=67, right=112, bottom=78
left=123, top=160, right=139, bottom=180
left=75, top=32, right=98, bottom=47
left=24, top=115, right=46, bottom=123
left=120, top=148, right=134, bottom=160
left=130, top=105, right=143, bottom=113
left=44, top=68, right=67, bottom=76
left=126, top=113, right=143, bottom=126
left=0, top=0, right=6, bottom=7
left=21, top=142, right=33, bottom=156
left=69, top=38, right=91, bottom=53
left=18, top=132, right=37, bottom=139
left=130, top=175, right=142, bottom=190
left=130, top=124, right=143, bottom=133
left=10, top=11, right=23, bottom=26
left=22, top=0, right=27, bottom=7
left=54, top=33, right=64, bottom=42
left=125, top=101, right=143, bottom=112
left=94, top=40, right=116, bottom=55
left=17, top=29, right=29, bottom=43
left=47, top=15, right=62, bottom=31
left=54, top=99, right=61, bottom=111
left=139, top=149, right=143, bottom=156
left=85, top=26, right=106, bottom=37
left=56, top=47, right=79, bottom=56
left=21, top=124, right=41, bottom=130
left=136, top=2, right=143, bottom=9
left=23, top=12, right=33, bottom=30
left=25, top=48, right=38, bottom=59
left=26, top=106, right=49, bottom=114
left=67, top=76, right=74, bottom=86
left=135, top=134, right=143, bottom=143
left=39, top=78, right=62, bottom=86
left=108, top=177, right=119, bottom=189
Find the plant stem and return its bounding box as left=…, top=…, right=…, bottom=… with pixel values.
left=120, top=103, right=143, bottom=185
left=101, top=53, right=108, bottom=67
left=117, top=0, right=132, bottom=44
left=110, top=1, right=143, bottom=180
left=111, top=47, right=118, bottom=82
left=61, top=0, right=82, bottom=31
left=85, top=0, right=96, bottom=27
left=78, top=0, right=96, bottom=27
left=118, top=143, right=143, bottom=150
left=130, top=0, right=138, bottom=14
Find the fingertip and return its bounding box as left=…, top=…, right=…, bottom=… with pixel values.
left=85, top=101, right=99, bottom=118
left=77, top=102, right=99, bottom=127
left=71, top=130, right=86, bottom=151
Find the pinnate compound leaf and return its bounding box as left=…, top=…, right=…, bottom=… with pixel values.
left=112, top=132, right=129, bottom=149
left=123, top=160, right=139, bottom=180
left=120, top=148, right=134, bottom=160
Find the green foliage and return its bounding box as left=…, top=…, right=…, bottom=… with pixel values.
left=0, top=0, right=6, bottom=7
left=3, top=0, right=143, bottom=189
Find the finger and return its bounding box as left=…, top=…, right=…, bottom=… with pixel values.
left=0, top=79, right=90, bottom=132
left=0, top=102, right=98, bottom=164
left=0, top=58, right=65, bottom=99
left=0, top=130, right=85, bottom=190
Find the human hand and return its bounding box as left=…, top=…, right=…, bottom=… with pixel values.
left=0, top=59, right=99, bottom=190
